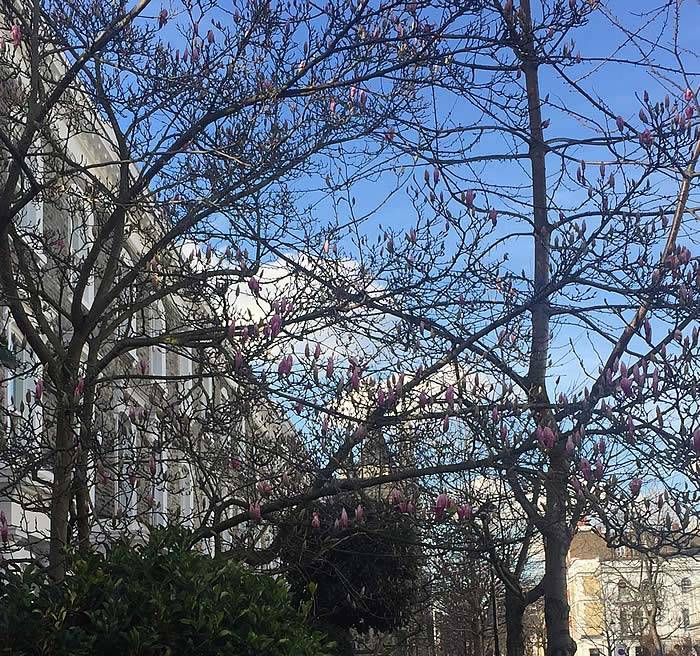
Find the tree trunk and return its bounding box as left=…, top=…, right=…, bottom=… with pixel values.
left=543, top=450, right=576, bottom=656
left=48, top=404, right=75, bottom=580
left=504, top=589, right=526, bottom=656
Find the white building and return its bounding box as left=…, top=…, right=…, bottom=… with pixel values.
left=568, top=524, right=700, bottom=656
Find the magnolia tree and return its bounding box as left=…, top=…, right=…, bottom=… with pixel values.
left=1, top=2, right=700, bottom=656
left=0, top=0, right=481, bottom=579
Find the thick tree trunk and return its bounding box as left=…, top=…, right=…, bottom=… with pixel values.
left=48, top=404, right=75, bottom=580
left=504, top=589, right=526, bottom=656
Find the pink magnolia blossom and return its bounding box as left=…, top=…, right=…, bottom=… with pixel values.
left=149, top=452, right=157, bottom=476
left=326, top=356, right=334, bottom=378
left=10, top=25, right=21, bottom=47
left=34, top=379, right=44, bottom=401
left=456, top=504, right=473, bottom=521
left=355, top=504, right=364, bottom=522
left=339, top=507, right=349, bottom=528
left=257, top=481, right=273, bottom=496
left=249, top=502, right=262, bottom=522
left=389, top=488, right=402, bottom=505
left=311, top=512, right=321, bottom=529
left=615, top=115, right=625, bottom=132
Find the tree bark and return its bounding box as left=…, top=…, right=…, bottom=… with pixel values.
left=48, top=402, right=75, bottom=580
left=505, top=588, right=527, bottom=656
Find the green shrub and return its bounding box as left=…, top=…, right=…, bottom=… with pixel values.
left=0, top=527, right=334, bottom=656
left=278, top=495, right=420, bottom=641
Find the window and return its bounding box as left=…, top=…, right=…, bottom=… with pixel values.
left=116, top=413, right=137, bottom=519
left=17, top=154, right=44, bottom=235
left=68, top=184, right=95, bottom=309
left=682, top=607, right=690, bottom=629
left=618, top=579, right=629, bottom=600
left=149, top=303, right=166, bottom=380
left=681, top=578, right=692, bottom=594
left=2, top=326, right=41, bottom=433
left=179, top=351, right=193, bottom=395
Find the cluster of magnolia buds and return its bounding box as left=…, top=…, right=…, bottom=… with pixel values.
left=332, top=504, right=364, bottom=530
left=349, top=86, right=368, bottom=108
left=434, top=493, right=476, bottom=523
left=388, top=488, right=416, bottom=514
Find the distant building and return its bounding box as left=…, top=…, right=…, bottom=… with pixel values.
left=568, top=523, right=700, bottom=656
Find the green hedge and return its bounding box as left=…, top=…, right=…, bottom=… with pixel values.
left=0, top=528, right=334, bottom=656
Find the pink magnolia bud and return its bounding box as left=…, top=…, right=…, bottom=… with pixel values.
left=464, top=189, right=475, bottom=209
left=442, top=415, right=450, bottom=433
left=249, top=502, right=262, bottom=522
left=158, top=9, right=168, bottom=28
left=326, top=356, right=334, bottom=378
left=629, top=477, right=642, bottom=496
left=314, top=342, right=321, bottom=359
left=616, top=115, right=625, bottom=132
left=34, top=379, right=44, bottom=401
left=445, top=385, right=455, bottom=409
left=565, top=436, right=575, bottom=455
left=257, top=481, right=273, bottom=496
left=149, top=452, right=157, bottom=476
left=572, top=477, right=583, bottom=496
left=684, top=88, right=694, bottom=102
left=434, top=493, right=450, bottom=521
left=389, top=488, right=402, bottom=505
left=432, top=166, right=440, bottom=185
left=10, top=25, right=21, bottom=47
left=355, top=504, right=364, bottom=522
left=419, top=390, right=429, bottom=409
left=580, top=457, right=592, bottom=481
left=0, top=522, right=8, bottom=544
left=311, top=512, right=321, bottom=529
left=247, top=276, right=261, bottom=296
left=489, top=208, right=498, bottom=226
left=74, top=377, right=85, bottom=399
left=139, top=357, right=149, bottom=375
left=339, top=507, right=349, bottom=528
